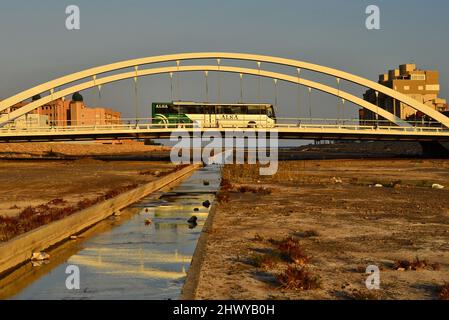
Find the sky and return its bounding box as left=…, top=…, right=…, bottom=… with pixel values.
left=1, top=0, right=448, bottom=120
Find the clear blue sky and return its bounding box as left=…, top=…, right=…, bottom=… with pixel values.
left=1, top=0, right=448, bottom=119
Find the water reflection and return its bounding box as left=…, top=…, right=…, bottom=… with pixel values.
left=8, top=165, right=220, bottom=300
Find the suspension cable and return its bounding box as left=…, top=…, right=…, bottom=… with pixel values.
left=297, top=68, right=301, bottom=121
left=240, top=73, right=243, bottom=103
left=257, top=62, right=261, bottom=103
left=170, top=72, right=174, bottom=102
left=134, top=66, right=139, bottom=125
left=308, top=87, right=312, bottom=119
left=393, top=98, right=396, bottom=117
left=375, top=91, right=379, bottom=127
left=176, top=61, right=180, bottom=101
left=205, top=71, right=209, bottom=102
left=273, top=78, right=278, bottom=109
left=92, top=75, right=97, bottom=106
left=98, top=84, right=102, bottom=103
left=203, top=71, right=208, bottom=126
left=336, top=77, right=341, bottom=123
left=217, top=59, right=221, bottom=103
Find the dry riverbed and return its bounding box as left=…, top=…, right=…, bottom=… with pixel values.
left=194, top=159, right=449, bottom=300
left=0, top=158, right=177, bottom=241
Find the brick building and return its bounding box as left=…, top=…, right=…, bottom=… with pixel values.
left=4, top=92, right=121, bottom=127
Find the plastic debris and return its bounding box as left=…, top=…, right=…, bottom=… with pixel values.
left=374, top=184, right=383, bottom=188
left=432, top=183, right=445, bottom=189
left=31, top=252, right=50, bottom=261
left=332, top=177, right=343, bottom=183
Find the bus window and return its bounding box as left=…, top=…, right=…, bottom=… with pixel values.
left=217, top=106, right=233, bottom=114
left=180, top=105, right=203, bottom=114
left=247, top=106, right=266, bottom=115
left=169, top=104, right=181, bottom=114
left=231, top=106, right=243, bottom=114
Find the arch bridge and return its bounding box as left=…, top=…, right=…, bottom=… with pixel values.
left=1, top=52, right=449, bottom=142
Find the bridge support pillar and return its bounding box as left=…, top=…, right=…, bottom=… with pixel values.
left=419, top=141, right=449, bottom=158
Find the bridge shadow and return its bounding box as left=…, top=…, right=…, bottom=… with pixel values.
left=420, top=141, right=449, bottom=158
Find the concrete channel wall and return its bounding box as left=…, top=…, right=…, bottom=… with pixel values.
left=0, top=164, right=201, bottom=276
left=181, top=200, right=219, bottom=299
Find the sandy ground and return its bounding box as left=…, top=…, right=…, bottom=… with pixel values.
left=195, top=159, right=449, bottom=300
left=0, top=159, right=175, bottom=218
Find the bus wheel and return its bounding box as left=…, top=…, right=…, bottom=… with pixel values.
left=247, top=121, right=256, bottom=128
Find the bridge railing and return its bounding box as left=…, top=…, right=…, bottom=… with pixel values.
left=274, top=117, right=444, bottom=128
left=1, top=117, right=448, bottom=135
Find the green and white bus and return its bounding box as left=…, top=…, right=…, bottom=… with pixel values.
left=151, top=101, right=276, bottom=128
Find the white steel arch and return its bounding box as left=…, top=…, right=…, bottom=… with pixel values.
left=0, top=52, right=446, bottom=126
left=0, top=65, right=408, bottom=127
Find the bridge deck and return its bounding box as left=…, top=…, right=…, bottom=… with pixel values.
left=1, top=122, right=449, bottom=142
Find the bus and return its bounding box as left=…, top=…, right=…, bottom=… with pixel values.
left=151, top=101, right=276, bottom=128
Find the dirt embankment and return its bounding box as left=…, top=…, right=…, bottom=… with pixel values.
left=0, top=158, right=182, bottom=241
left=0, top=142, right=170, bottom=159
left=0, top=159, right=176, bottom=219
left=194, top=159, right=449, bottom=300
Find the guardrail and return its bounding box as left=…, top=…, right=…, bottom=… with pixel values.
left=1, top=119, right=449, bottom=135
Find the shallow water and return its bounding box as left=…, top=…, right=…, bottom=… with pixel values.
left=8, top=165, right=221, bottom=300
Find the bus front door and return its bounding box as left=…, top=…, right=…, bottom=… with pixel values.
left=203, top=106, right=216, bottom=128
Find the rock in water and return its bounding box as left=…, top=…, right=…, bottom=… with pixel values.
left=187, top=216, right=198, bottom=224
left=202, top=200, right=211, bottom=208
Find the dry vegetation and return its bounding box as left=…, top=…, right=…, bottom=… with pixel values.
left=195, top=159, right=449, bottom=300
left=393, top=257, right=441, bottom=271
left=0, top=184, right=138, bottom=241
left=247, top=236, right=320, bottom=291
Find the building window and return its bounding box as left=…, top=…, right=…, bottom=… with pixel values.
left=426, top=84, right=440, bottom=91
left=403, top=86, right=410, bottom=91
left=418, top=86, right=424, bottom=91
left=411, top=74, right=426, bottom=81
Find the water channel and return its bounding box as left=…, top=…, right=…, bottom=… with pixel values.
left=2, top=165, right=221, bottom=300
